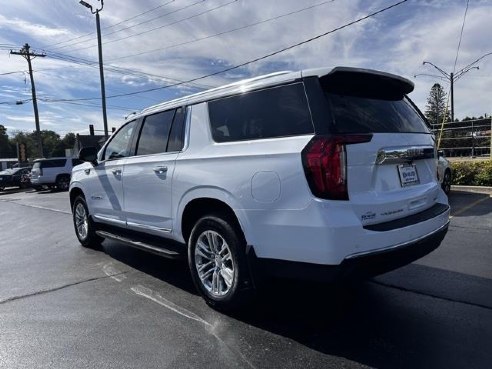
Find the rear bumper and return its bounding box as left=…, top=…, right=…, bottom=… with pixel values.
left=30, top=177, right=53, bottom=185
left=249, top=221, right=449, bottom=283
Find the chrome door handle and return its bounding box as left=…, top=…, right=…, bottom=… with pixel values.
left=111, top=169, right=122, bottom=176
left=153, top=166, right=168, bottom=174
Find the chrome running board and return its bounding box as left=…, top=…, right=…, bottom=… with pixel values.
left=96, top=230, right=181, bottom=259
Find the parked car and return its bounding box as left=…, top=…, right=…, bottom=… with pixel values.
left=437, top=150, right=452, bottom=195
left=70, top=67, right=450, bottom=310
left=0, top=167, right=31, bottom=191
left=31, top=157, right=83, bottom=191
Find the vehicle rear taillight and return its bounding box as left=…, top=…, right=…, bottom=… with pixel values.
left=302, top=134, right=372, bottom=200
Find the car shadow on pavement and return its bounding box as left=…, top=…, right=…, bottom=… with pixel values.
left=94, top=238, right=492, bottom=369
left=100, top=239, right=197, bottom=295
left=0, top=188, right=27, bottom=196
left=79, top=187, right=492, bottom=369
left=228, top=265, right=492, bottom=369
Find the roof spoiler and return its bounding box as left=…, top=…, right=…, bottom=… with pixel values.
left=319, top=67, right=414, bottom=98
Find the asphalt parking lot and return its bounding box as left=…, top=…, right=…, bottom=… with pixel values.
left=0, top=187, right=491, bottom=369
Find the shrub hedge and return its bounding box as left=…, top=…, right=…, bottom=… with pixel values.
left=450, top=160, right=492, bottom=186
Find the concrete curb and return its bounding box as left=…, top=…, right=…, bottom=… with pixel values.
left=452, top=185, right=492, bottom=194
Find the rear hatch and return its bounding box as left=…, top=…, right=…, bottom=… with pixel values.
left=307, top=68, right=441, bottom=226
left=31, top=162, right=42, bottom=179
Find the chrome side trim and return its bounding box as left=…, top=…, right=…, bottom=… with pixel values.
left=93, top=214, right=126, bottom=226
left=345, top=220, right=450, bottom=260
left=376, top=145, right=435, bottom=165
left=95, top=231, right=180, bottom=259
left=126, top=221, right=171, bottom=233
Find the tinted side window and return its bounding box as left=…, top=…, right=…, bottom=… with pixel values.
left=104, top=120, right=137, bottom=160
left=41, top=159, right=67, bottom=168
left=72, top=159, right=83, bottom=166
left=167, top=107, right=186, bottom=152
left=208, top=83, right=313, bottom=142
left=136, top=110, right=175, bottom=156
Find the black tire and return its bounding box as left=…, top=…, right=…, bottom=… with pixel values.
left=188, top=214, right=253, bottom=311
left=72, top=195, right=103, bottom=248
left=33, top=186, right=43, bottom=191
left=0, top=186, right=4, bottom=191
left=56, top=175, right=70, bottom=191
left=442, top=170, right=451, bottom=195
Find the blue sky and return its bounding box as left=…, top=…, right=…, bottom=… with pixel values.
left=0, top=0, right=491, bottom=137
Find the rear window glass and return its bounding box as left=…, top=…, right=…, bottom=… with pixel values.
left=325, top=93, right=429, bottom=134
left=208, top=83, right=313, bottom=142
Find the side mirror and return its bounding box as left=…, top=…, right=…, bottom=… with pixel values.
left=437, top=150, right=444, bottom=158
left=79, top=147, right=98, bottom=164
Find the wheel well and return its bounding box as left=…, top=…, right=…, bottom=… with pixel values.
left=70, top=187, right=84, bottom=208
left=181, top=198, right=243, bottom=243
left=56, top=173, right=70, bottom=181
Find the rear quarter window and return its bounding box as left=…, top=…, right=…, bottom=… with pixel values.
left=208, top=82, right=314, bottom=142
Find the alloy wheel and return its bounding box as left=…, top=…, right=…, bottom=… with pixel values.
left=74, top=202, right=89, bottom=240
left=194, top=230, right=235, bottom=297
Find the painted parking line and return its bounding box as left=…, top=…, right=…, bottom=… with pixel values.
left=450, top=194, right=491, bottom=219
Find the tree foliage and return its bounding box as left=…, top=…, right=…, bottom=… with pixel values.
left=0, top=124, right=15, bottom=158
left=2, top=129, right=77, bottom=159
left=424, top=83, right=450, bottom=129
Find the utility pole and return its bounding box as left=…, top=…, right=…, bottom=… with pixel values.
left=79, top=0, right=108, bottom=138
left=10, top=43, right=46, bottom=158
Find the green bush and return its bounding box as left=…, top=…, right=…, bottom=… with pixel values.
left=451, top=160, right=492, bottom=186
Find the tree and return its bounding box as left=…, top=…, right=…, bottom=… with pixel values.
left=424, top=83, right=450, bottom=130
left=39, top=130, right=61, bottom=158
left=0, top=125, right=15, bottom=158
left=51, top=133, right=76, bottom=157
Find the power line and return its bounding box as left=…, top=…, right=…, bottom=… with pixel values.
left=452, top=0, right=470, bottom=73
left=44, top=50, right=214, bottom=89
left=38, top=98, right=137, bottom=112
left=51, top=0, right=207, bottom=51
left=47, top=0, right=409, bottom=102
left=107, top=0, right=336, bottom=62
left=42, top=0, right=177, bottom=49
left=67, top=0, right=238, bottom=53
left=0, top=70, right=26, bottom=76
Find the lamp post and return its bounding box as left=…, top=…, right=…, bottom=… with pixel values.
left=420, top=61, right=479, bottom=122
left=79, top=0, right=109, bottom=138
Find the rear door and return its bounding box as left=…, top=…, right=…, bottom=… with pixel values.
left=123, top=107, right=186, bottom=236
left=317, top=70, right=440, bottom=226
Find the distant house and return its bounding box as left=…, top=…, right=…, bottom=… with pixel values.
left=73, top=134, right=107, bottom=156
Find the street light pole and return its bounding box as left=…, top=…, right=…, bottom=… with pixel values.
left=79, top=0, right=108, bottom=138
left=421, top=60, right=480, bottom=122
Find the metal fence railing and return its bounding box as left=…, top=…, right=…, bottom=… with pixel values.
left=432, top=117, right=492, bottom=158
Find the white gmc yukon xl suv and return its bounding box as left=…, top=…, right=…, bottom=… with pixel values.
left=70, top=67, right=450, bottom=310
